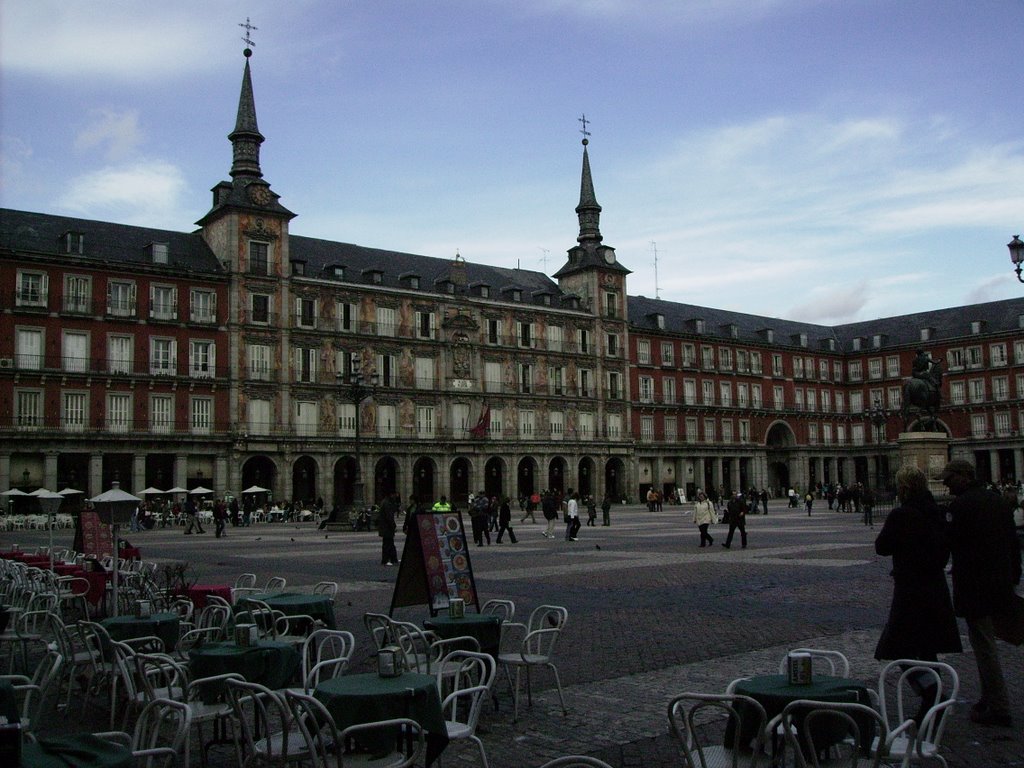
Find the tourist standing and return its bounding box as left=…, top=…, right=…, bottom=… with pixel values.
left=585, top=495, right=597, bottom=526
left=378, top=493, right=399, bottom=566
left=601, top=493, right=612, bottom=526
left=565, top=492, right=580, bottom=541
left=693, top=491, right=716, bottom=548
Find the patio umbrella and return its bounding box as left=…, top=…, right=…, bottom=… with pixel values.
left=0, top=489, right=28, bottom=496
left=189, top=486, right=214, bottom=495
left=241, top=485, right=270, bottom=494
left=89, top=483, right=142, bottom=617
left=139, top=487, right=166, bottom=495
left=56, top=488, right=84, bottom=496
left=166, top=486, right=188, bottom=494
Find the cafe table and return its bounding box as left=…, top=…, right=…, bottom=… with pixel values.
left=102, top=612, right=180, bottom=653
left=0, top=679, right=20, bottom=723
left=726, top=674, right=873, bottom=759
left=314, top=672, right=448, bottom=766
left=244, top=592, right=337, bottom=630
left=423, top=613, right=502, bottom=657
left=187, top=584, right=233, bottom=610
left=20, top=734, right=133, bottom=768
left=188, top=640, right=300, bottom=702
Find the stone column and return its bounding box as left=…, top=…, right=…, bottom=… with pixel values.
left=132, top=454, right=146, bottom=493
left=990, top=449, right=1001, bottom=483
left=0, top=452, right=10, bottom=493
left=174, top=455, right=188, bottom=490
left=90, top=453, right=104, bottom=494
left=215, top=455, right=228, bottom=495
left=897, top=431, right=951, bottom=495
left=45, top=451, right=60, bottom=491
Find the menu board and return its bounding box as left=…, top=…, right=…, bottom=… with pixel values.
left=390, top=510, right=480, bottom=616
left=79, top=510, right=113, bottom=557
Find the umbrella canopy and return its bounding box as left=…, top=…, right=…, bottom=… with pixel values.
left=28, top=488, right=54, bottom=496
left=241, top=485, right=270, bottom=494
left=89, top=485, right=143, bottom=505
left=189, top=486, right=214, bottom=495
left=0, top=488, right=28, bottom=496
left=166, top=486, right=188, bottom=494
left=57, top=488, right=85, bottom=495
left=139, top=487, right=166, bottom=495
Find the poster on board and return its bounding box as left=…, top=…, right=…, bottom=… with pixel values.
left=390, top=510, right=481, bottom=616
left=79, top=510, right=113, bottom=557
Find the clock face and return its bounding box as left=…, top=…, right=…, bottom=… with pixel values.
left=248, top=185, right=272, bottom=206
left=603, top=250, right=615, bottom=264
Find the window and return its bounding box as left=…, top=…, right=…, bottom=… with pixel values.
left=16, top=271, right=47, bottom=307
left=703, top=418, right=716, bottom=443
left=969, top=379, right=985, bottom=403
left=833, top=362, right=843, bottom=382
left=685, top=417, right=698, bottom=442
left=550, top=411, right=564, bottom=440
left=416, top=406, right=435, bottom=438
left=150, top=285, right=177, bottom=320
left=549, top=366, right=565, bottom=396
left=606, top=413, right=622, bottom=439
left=547, top=325, right=563, bottom=352
left=993, top=376, right=1009, bottom=401
left=249, top=241, right=269, bottom=275
left=296, top=297, right=316, bottom=328
left=701, top=346, right=715, bottom=370
left=605, top=333, right=619, bottom=357
left=483, top=361, right=502, bottom=393
left=247, top=399, right=270, bottom=435
left=607, top=371, right=621, bottom=399
left=108, top=335, right=133, bottom=374
left=737, top=383, right=749, bottom=408
left=579, top=368, right=594, bottom=397
left=835, top=391, right=845, bottom=412
left=793, top=357, right=805, bottom=378
left=150, top=338, right=177, bottom=376
left=294, top=347, right=317, bottom=384
left=888, top=387, right=902, bottom=409
left=819, top=360, right=829, bottom=380
left=481, top=318, right=501, bottom=345
left=637, top=340, right=651, bottom=365
left=191, top=397, right=213, bottom=435
left=967, top=346, right=983, bottom=368
left=377, top=307, right=397, bottom=337
left=772, top=354, right=783, bottom=376
left=604, top=291, right=618, bottom=318
left=848, top=361, right=862, bottom=381
left=338, top=404, right=356, bottom=437
left=517, top=321, right=534, bottom=348
left=416, top=357, right=435, bottom=389
left=578, top=412, right=594, bottom=441
left=1017, top=374, right=1024, bottom=398
left=337, top=301, right=356, bottom=332
left=15, top=328, right=43, bottom=369
left=971, top=413, right=986, bottom=438
left=377, top=405, right=396, bottom=438
left=489, top=408, right=503, bottom=438
left=718, top=348, right=733, bottom=371
left=852, top=424, right=865, bottom=445
left=738, top=419, right=750, bottom=443
left=886, top=356, right=900, bottom=378
left=151, top=395, right=173, bottom=433
left=821, top=389, right=831, bottom=412
left=806, top=389, right=816, bottom=412
left=661, top=342, right=675, bottom=366
left=682, top=344, right=696, bottom=366
left=640, top=415, right=654, bottom=442
left=16, top=390, right=42, bottom=429
left=702, top=380, right=714, bottom=405
left=415, top=311, right=435, bottom=340
left=995, top=411, right=1011, bottom=437
left=577, top=328, right=590, bottom=354
left=737, top=350, right=748, bottom=373
left=868, top=358, right=882, bottom=380
left=990, top=343, right=1008, bottom=366
left=663, top=378, right=676, bottom=405
left=751, top=351, right=762, bottom=374
left=949, top=381, right=965, bottom=405
left=519, top=409, right=534, bottom=438
left=376, top=354, right=397, bottom=388
left=190, top=340, right=216, bottom=378
left=107, top=280, right=136, bottom=317
left=62, top=331, right=89, bottom=373
left=664, top=417, right=677, bottom=442
left=719, top=382, right=732, bottom=407
left=64, top=275, right=91, bottom=314
left=62, top=392, right=87, bottom=432
left=752, top=384, right=763, bottom=408
left=946, top=348, right=964, bottom=369
left=794, top=389, right=804, bottom=411
left=250, top=294, right=270, bottom=324
left=773, top=385, right=784, bottom=409
left=639, top=376, right=654, bottom=403
left=823, top=424, right=833, bottom=444
left=1016, top=339, right=1024, bottom=364
left=519, top=363, right=533, bottom=394
left=683, top=379, right=696, bottom=405
left=190, top=289, right=216, bottom=323
left=808, top=423, right=818, bottom=445
left=721, top=420, right=733, bottom=443
left=248, top=344, right=271, bottom=381
left=107, top=393, right=132, bottom=433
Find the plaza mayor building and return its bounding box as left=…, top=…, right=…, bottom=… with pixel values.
left=2, top=51, right=1023, bottom=508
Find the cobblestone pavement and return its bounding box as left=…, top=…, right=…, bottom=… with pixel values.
left=8, top=499, right=1022, bottom=766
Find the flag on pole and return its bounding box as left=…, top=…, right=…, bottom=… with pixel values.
left=469, top=404, right=490, bottom=438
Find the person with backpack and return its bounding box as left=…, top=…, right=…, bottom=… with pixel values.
left=495, top=497, right=517, bottom=543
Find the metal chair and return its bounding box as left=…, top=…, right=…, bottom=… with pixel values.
left=437, top=650, right=497, bottom=767
left=225, top=677, right=311, bottom=767
left=874, top=659, right=958, bottom=767
left=668, top=691, right=767, bottom=768
left=284, top=690, right=343, bottom=768
left=338, top=717, right=424, bottom=768
left=780, top=699, right=913, bottom=768
left=497, top=604, right=568, bottom=721
left=96, top=697, right=193, bottom=768
left=0, top=648, right=63, bottom=735
left=536, top=758, right=614, bottom=768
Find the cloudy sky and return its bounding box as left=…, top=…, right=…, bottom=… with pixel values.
left=2, top=0, right=1022, bottom=323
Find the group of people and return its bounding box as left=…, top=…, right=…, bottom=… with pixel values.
left=692, top=489, right=751, bottom=549
left=874, top=459, right=1022, bottom=728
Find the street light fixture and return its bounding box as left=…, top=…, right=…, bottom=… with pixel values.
left=90, top=481, right=142, bottom=617
left=1009, top=235, right=1024, bottom=283
left=337, top=353, right=378, bottom=512
left=867, top=398, right=888, bottom=444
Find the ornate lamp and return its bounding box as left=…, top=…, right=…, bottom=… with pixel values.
left=1009, top=235, right=1024, bottom=283
left=36, top=490, right=64, bottom=571
left=89, top=482, right=142, bottom=616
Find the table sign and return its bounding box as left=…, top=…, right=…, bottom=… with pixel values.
left=135, top=600, right=152, bottom=618
left=787, top=652, right=813, bottom=685
left=377, top=645, right=403, bottom=678
left=235, top=624, right=257, bottom=647
left=448, top=598, right=465, bottom=619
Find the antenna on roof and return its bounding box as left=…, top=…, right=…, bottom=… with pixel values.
left=538, top=247, right=550, bottom=271
left=651, top=241, right=660, bottom=299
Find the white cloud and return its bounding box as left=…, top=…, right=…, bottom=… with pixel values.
left=55, top=161, right=190, bottom=227
left=786, top=281, right=870, bottom=323
left=74, top=109, right=143, bottom=162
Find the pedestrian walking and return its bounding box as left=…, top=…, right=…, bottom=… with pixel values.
left=722, top=492, right=748, bottom=549
left=601, top=493, right=612, bottom=526
left=213, top=499, right=228, bottom=538
left=585, top=495, right=597, bottom=526
left=495, top=497, right=517, bottom=543
left=693, top=491, right=715, bottom=548
left=759, top=488, right=769, bottom=515
left=184, top=496, right=205, bottom=534
left=862, top=486, right=875, bottom=527
left=805, top=491, right=813, bottom=516
left=541, top=491, right=558, bottom=538
left=378, top=493, right=399, bottom=566
left=521, top=491, right=539, bottom=524
left=565, top=492, right=581, bottom=541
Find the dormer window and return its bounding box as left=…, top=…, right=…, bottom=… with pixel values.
left=792, top=333, right=808, bottom=348
left=920, top=327, right=933, bottom=341
left=759, top=328, right=774, bottom=343
left=361, top=268, right=384, bottom=285
left=852, top=337, right=862, bottom=351
left=655, top=313, right=665, bottom=330
left=291, top=260, right=306, bottom=277
left=480, top=285, right=489, bottom=298
left=62, top=232, right=84, bottom=254
left=400, top=272, right=421, bottom=290
left=148, top=242, right=168, bottom=264
left=332, top=265, right=346, bottom=280
left=971, top=320, right=984, bottom=334
left=512, top=289, right=522, bottom=302
left=688, top=318, right=705, bottom=334
left=872, top=334, right=884, bottom=348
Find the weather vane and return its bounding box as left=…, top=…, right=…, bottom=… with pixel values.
left=239, top=17, right=258, bottom=51
left=578, top=114, right=591, bottom=144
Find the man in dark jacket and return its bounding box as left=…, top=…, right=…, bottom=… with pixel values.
left=378, top=493, right=399, bottom=566
left=722, top=492, right=748, bottom=549
left=943, top=459, right=1022, bottom=727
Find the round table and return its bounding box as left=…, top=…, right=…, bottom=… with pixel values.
left=423, top=613, right=502, bottom=657
left=244, top=592, right=336, bottom=629
left=102, top=612, right=180, bottom=653
left=21, top=735, right=133, bottom=768
left=314, top=672, right=448, bottom=765
left=188, top=640, right=300, bottom=702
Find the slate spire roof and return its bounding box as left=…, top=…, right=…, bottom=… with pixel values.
left=576, top=139, right=603, bottom=246
left=229, top=50, right=264, bottom=180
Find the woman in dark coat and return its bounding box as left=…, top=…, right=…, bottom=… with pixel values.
left=874, top=465, right=962, bottom=661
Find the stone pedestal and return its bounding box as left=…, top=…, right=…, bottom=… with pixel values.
left=896, top=431, right=950, bottom=495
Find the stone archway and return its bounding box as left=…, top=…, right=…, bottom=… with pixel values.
left=412, top=457, right=436, bottom=508
left=517, top=457, right=537, bottom=499
left=484, top=457, right=505, bottom=500
left=450, top=457, right=471, bottom=506
left=242, top=456, right=278, bottom=500
left=548, top=456, right=568, bottom=494
left=292, top=455, right=318, bottom=505
left=374, top=456, right=399, bottom=502
left=577, top=456, right=595, bottom=498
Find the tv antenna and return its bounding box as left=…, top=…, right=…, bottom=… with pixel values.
left=651, top=241, right=661, bottom=299
left=538, top=247, right=550, bottom=271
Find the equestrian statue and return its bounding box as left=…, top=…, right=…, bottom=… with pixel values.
left=901, top=349, right=943, bottom=431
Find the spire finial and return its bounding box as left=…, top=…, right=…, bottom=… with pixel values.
left=239, top=17, right=258, bottom=57
left=578, top=113, right=591, bottom=146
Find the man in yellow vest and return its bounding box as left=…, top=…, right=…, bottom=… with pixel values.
left=431, top=495, right=452, bottom=513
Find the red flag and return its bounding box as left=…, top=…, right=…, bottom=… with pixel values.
left=469, top=405, right=490, bottom=438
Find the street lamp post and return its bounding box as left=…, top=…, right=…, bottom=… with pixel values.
left=337, top=354, right=377, bottom=511
left=867, top=398, right=888, bottom=444
left=1009, top=235, right=1024, bottom=283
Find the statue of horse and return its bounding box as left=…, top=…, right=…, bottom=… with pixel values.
left=901, top=361, right=943, bottom=431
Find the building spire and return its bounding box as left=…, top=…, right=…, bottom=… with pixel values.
left=575, top=115, right=602, bottom=245
left=228, top=44, right=265, bottom=179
